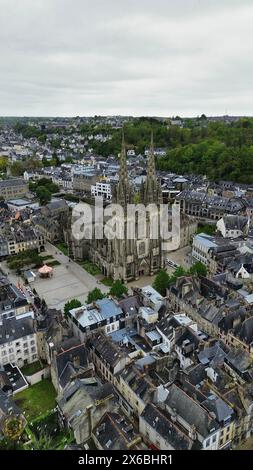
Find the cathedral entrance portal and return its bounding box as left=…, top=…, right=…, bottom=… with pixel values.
left=138, top=259, right=149, bottom=277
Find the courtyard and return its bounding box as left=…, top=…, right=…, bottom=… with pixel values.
left=14, top=379, right=57, bottom=422
left=0, top=242, right=109, bottom=311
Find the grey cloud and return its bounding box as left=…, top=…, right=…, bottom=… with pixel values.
left=0, top=0, right=253, bottom=116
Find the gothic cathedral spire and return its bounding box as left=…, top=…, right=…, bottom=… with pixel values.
left=115, top=128, right=133, bottom=208
left=144, top=131, right=162, bottom=204
left=147, top=130, right=156, bottom=181
left=119, top=128, right=128, bottom=185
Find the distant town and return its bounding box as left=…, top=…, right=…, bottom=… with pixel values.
left=1, top=114, right=253, bottom=451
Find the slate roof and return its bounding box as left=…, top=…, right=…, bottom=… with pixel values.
left=141, top=403, right=193, bottom=450
left=0, top=275, right=28, bottom=314
left=202, top=395, right=233, bottom=424
left=94, top=412, right=141, bottom=450
left=165, top=383, right=219, bottom=437
left=0, top=316, right=35, bottom=346
left=56, top=343, right=88, bottom=385
left=222, top=215, right=249, bottom=231
left=118, top=295, right=142, bottom=316
left=88, top=333, right=127, bottom=368
left=0, top=389, right=22, bottom=424
left=198, top=342, right=227, bottom=367
left=0, top=178, right=26, bottom=189
left=239, top=317, right=253, bottom=345
left=120, top=365, right=156, bottom=402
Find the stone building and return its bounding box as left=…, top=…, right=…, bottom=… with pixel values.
left=89, top=133, right=165, bottom=281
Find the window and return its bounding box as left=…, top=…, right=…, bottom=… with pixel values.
left=205, top=438, right=210, bottom=448
left=212, top=435, right=216, bottom=443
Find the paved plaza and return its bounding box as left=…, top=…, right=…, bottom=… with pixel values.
left=0, top=243, right=109, bottom=311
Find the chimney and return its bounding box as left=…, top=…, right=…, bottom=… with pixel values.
left=87, top=404, right=94, bottom=436
left=171, top=408, right=177, bottom=423
left=73, top=355, right=80, bottom=368
left=189, top=425, right=197, bottom=441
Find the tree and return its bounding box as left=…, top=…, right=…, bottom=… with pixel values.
left=189, top=261, right=207, bottom=277
left=30, top=433, right=55, bottom=450
left=2, top=415, right=25, bottom=446
left=10, top=161, right=24, bottom=176
left=36, top=186, right=51, bottom=205
left=0, top=155, right=8, bottom=172
left=109, top=280, right=128, bottom=299
left=197, top=224, right=216, bottom=236
left=64, top=299, right=82, bottom=317
left=153, top=269, right=170, bottom=296
left=174, top=266, right=186, bottom=277
left=87, top=288, right=105, bottom=304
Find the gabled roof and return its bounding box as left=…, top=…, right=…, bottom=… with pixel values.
left=141, top=403, right=193, bottom=450
left=93, top=412, right=141, bottom=450
left=165, top=383, right=219, bottom=437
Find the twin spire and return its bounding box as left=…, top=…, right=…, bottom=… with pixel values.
left=116, top=129, right=161, bottom=206
left=119, top=129, right=156, bottom=183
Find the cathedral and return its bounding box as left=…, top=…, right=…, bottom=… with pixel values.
left=88, top=132, right=166, bottom=282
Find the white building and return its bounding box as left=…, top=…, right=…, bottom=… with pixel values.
left=68, top=298, right=125, bottom=342
left=192, top=233, right=218, bottom=267
left=138, top=285, right=164, bottom=312
left=0, top=316, right=38, bottom=368
left=217, top=215, right=249, bottom=239
left=91, top=182, right=112, bottom=200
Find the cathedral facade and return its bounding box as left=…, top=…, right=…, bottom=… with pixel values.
left=88, top=133, right=166, bottom=282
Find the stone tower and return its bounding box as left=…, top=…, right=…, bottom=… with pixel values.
left=115, top=129, right=133, bottom=208
left=143, top=131, right=163, bottom=205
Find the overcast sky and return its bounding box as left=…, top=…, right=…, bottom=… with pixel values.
left=0, top=0, right=253, bottom=117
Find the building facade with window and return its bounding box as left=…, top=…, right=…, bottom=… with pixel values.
left=0, top=316, right=38, bottom=368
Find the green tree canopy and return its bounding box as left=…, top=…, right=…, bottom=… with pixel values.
left=64, top=299, right=82, bottom=317
left=0, top=155, right=8, bottom=172
left=109, top=280, right=128, bottom=299
left=87, top=288, right=105, bottom=304
left=189, top=261, right=207, bottom=277
left=152, top=269, right=170, bottom=296
left=36, top=186, right=52, bottom=205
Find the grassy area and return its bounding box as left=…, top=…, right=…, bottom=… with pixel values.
left=197, top=223, right=216, bottom=236
left=47, top=260, right=61, bottom=267
left=21, top=361, right=43, bottom=376
left=101, top=277, right=114, bottom=287
left=7, top=249, right=43, bottom=271
left=56, top=243, right=68, bottom=256
left=79, top=260, right=101, bottom=276
left=40, top=254, right=55, bottom=261
left=14, top=380, right=56, bottom=422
